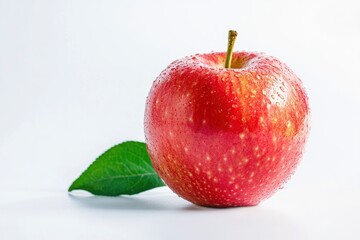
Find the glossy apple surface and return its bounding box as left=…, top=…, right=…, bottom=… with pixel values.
left=144, top=51, right=310, bottom=207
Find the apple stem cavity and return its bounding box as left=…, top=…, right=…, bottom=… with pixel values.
left=225, top=30, right=238, bottom=68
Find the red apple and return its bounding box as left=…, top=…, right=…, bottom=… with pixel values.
left=144, top=31, right=310, bottom=207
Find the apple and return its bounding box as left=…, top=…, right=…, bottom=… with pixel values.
left=144, top=31, right=310, bottom=207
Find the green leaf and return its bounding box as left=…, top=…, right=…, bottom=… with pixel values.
left=68, top=141, right=165, bottom=196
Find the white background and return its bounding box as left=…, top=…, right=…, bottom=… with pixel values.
left=1, top=0, right=359, bottom=239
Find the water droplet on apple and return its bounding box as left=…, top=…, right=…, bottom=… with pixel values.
left=276, top=91, right=285, bottom=100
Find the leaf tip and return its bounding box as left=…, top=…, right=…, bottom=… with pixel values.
left=68, top=179, right=81, bottom=192
left=68, top=183, right=75, bottom=192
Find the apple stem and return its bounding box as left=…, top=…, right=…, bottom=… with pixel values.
left=225, top=30, right=238, bottom=68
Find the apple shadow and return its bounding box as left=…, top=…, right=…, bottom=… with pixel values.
left=180, top=203, right=258, bottom=211
left=175, top=205, right=306, bottom=240
left=68, top=189, right=306, bottom=239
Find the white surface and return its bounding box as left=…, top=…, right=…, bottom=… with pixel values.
left=1, top=0, right=360, bottom=239
left=1, top=186, right=360, bottom=240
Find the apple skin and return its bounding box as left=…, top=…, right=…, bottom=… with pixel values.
left=144, top=51, right=310, bottom=207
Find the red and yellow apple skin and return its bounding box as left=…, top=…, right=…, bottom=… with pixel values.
left=144, top=52, right=310, bottom=207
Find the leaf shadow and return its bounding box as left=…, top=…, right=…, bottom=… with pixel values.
left=68, top=190, right=194, bottom=211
